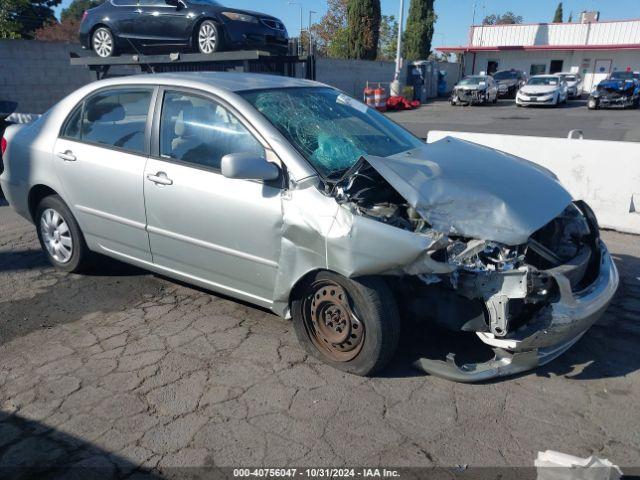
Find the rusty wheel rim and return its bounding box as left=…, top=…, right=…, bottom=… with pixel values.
left=303, top=281, right=365, bottom=362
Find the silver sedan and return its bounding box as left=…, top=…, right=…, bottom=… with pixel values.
left=0, top=73, right=618, bottom=381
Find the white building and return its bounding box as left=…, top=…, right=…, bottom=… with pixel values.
left=438, top=17, right=640, bottom=92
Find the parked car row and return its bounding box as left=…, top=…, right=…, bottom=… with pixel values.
left=452, top=69, right=640, bottom=110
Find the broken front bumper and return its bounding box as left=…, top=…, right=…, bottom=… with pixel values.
left=416, top=241, right=619, bottom=382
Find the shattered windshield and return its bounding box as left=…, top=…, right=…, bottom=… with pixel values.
left=240, top=87, right=423, bottom=178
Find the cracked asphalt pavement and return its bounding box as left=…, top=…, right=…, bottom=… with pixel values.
left=1, top=197, right=640, bottom=477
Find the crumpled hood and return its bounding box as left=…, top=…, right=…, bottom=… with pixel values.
left=598, top=79, right=633, bottom=90
left=455, top=84, right=485, bottom=91
left=363, top=137, right=573, bottom=245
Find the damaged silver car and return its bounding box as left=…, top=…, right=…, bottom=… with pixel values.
left=0, top=73, right=619, bottom=382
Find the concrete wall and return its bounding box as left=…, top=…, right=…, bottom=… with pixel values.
left=0, top=40, right=94, bottom=115
left=1, top=39, right=452, bottom=114
left=315, top=58, right=404, bottom=100
left=427, top=130, right=640, bottom=235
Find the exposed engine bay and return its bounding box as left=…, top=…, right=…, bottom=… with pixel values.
left=324, top=155, right=606, bottom=381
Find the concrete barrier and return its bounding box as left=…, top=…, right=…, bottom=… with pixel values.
left=427, top=131, right=640, bottom=235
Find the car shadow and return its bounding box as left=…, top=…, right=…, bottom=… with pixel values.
left=0, top=411, right=162, bottom=479
left=382, top=252, right=640, bottom=383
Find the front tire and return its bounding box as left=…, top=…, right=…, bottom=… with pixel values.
left=292, top=271, right=400, bottom=376
left=35, top=195, right=91, bottom=273
left=92, top=27, right=115, bottom=58
left=196, top=20, right=222, bottom=54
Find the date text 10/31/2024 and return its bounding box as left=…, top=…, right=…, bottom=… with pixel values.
left=233, top=469, right=401, bottom=478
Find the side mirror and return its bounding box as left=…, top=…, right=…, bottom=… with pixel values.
left=165, top=0, right=181, bottom=7
left=221, top=153, right=280, bottom=181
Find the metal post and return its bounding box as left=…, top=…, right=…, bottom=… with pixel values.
left=394, top=0, right=404, bottom=83
left=309, top=10, right=317, bottom=56
left=289, top=2, right=303, bottom=56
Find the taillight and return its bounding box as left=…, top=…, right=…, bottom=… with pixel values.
left=81, top=11, right=88, bottom=23
left=1, top=137, right=6, bottom=156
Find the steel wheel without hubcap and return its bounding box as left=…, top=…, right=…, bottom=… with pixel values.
left=303, top=282, right=365, bottom=362
left=198, top=21, right=218, bottom=54
left=40, top=208, right=73, bottom=264
left=93, top=28, right=114, bottom=58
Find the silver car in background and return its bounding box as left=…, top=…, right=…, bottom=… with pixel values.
left=0, top=73, right=618, bottom=381
left=450, top=75, right=498, bottom=106
left=558, top=72, right=583, bottom=99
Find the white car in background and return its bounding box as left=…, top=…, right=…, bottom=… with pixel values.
left=558, top=72, right=583, bottom=99
left=516, top=75, right=569, bottom=107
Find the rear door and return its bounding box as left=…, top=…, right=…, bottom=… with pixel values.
left=53, top=86, right=156, bottom=262
left=142, top=88, right=284, bottom=305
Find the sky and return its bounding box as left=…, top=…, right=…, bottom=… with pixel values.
left=54, top=0, right=640, bottom=47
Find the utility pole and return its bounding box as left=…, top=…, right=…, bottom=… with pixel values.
left=392, top=0, right=405, bottom=93
left=309, top=10, right=317, bottom=56
left=288, top=1, right=303, bottom=55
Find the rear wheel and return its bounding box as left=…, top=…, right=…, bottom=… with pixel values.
left=292, top=271, right=400, bottom=376
left=92, top=27, right=115, bottom=58
left=35, top=195, right=91, bottom=273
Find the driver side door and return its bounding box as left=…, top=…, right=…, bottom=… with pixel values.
left=137, top=0, right=194, bottom=47
left=143, top=89, right=284, bottom=306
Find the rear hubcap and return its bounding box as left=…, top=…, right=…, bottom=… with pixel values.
left=41, top=208, right=73, bottom=264
left=304, top=282, right=365, bottom=362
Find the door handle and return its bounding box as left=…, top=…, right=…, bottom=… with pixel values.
left=147, top=172, right=173, bottom=186
left=57, top=151, right=76, bottom=162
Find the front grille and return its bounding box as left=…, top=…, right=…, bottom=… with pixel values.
left=260, top=18, right=285, bottom=31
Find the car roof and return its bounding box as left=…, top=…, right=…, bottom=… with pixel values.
left=531, top=74, right=560, bottom=78
left=87, top=72, right=324, bottom=93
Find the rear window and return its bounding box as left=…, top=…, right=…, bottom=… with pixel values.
left=61, top=88, right=152, bottom=154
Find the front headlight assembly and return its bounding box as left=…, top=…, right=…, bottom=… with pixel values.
left=221, top=12, right=258, bottom=23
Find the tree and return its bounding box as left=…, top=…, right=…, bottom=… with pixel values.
left=377, top=14, right=398, bottom=61
left=35, top=18, right=79, bottom=41
left=346, top=0, right=381, bottom=60
left=311, top=0, right=348, bottom=57
left=553, top=2, right=563, bottom=23
left=567, top=11, right=573, bottom=22
left=61, top=0, right=101, bottom=22
left=12, top=0, right=62, bottom=38
left=0, top=0, right=28, bottom=39
left=482, top=12, right=523, bottom=25
left=403, top=0, right=436, bottom=62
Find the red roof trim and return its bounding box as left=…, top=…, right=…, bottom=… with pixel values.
left=437, top=43, right=640, bottom=53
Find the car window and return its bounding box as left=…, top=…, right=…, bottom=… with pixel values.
left=138, top=0, right=166, bottom=5
left=159, top=91, right=265, bottom=170
left=112, top=0, right=138, bottom=5
left=62, top=104, right=83, bottom=140
left=81, top=89, right=152, bottom=154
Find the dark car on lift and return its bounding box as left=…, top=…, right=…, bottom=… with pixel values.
left=79, top=0, right=289, bottom=58
left=493, top=69, right=528, bottom=98
left=587, top=71, right=640, bottom=110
